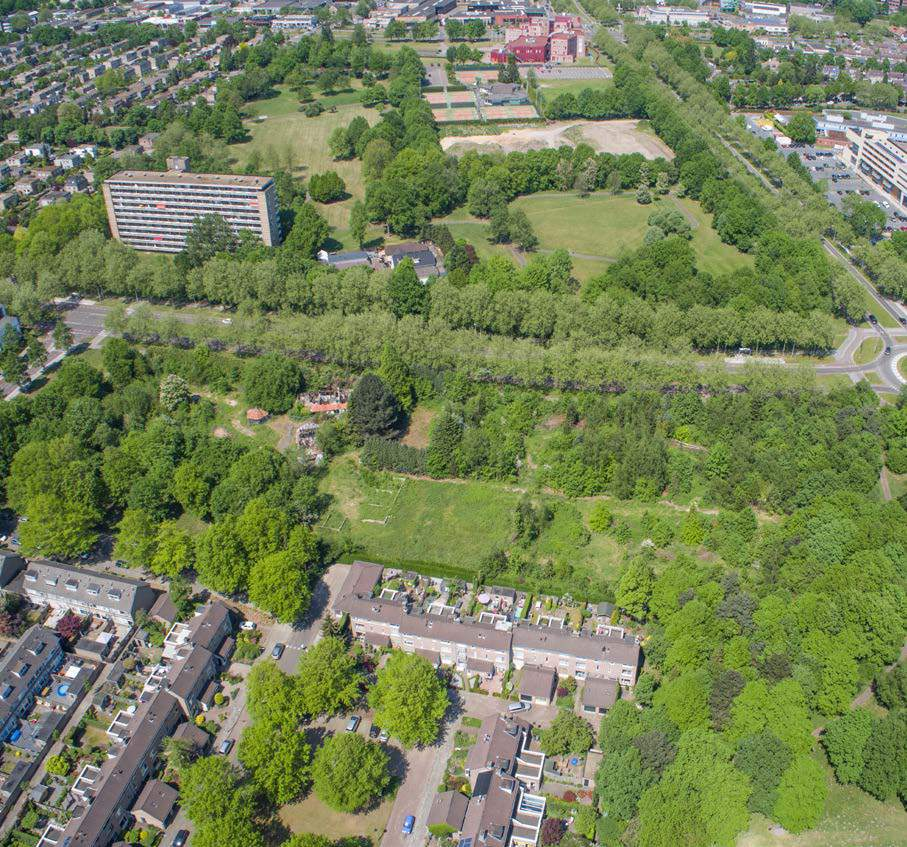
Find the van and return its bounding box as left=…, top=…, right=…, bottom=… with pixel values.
left=508, top=701, right=530, bottom=713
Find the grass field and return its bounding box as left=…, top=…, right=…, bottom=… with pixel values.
left=738, top=761, right=907, bottom=847
left=438, top=192, right=752, bottom=280
left=854, top=337, right=883, bottom=365
left=279, top=793, right=394, bottom=843
left=230, top=86, right=374, bottom=235
left=536, top=78, right=614, bottom=97
left=320, top=449, right=707, bottom=591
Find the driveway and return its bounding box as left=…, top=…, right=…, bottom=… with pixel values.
left=264, top=563, right=350, bottom=674
left=381, top=699, right=457, bottom=847
left=379, top=690, right=560, bottom=847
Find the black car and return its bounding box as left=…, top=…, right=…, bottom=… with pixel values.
left=171, top=831, right=189, bottom=847
left=369, top=724, right=380, bottom=739
left=885, top=346, right=892, bottom=356
left=868, top=314, right=878, bottom=324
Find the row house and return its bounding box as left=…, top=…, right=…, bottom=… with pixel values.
left=0, top=626, right=64, bottom=742
left=335, top=562, right=642, bottom=689
left=430, top=714, right=546, bottom=847
left=511, top=624, right=639, bottom=688
left=20, top=560, right=156, bottom=626
left=59, top=691, right=184, bottom=847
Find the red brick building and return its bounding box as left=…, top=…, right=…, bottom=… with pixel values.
left=491, top=13, right=586, bottom=64
left=490, top=34, right=549, bottom=63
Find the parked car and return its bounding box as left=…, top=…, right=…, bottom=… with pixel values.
left=171, top=831, right=189, bottom=847
left=219, top=738, right=234, bottom=755
left=346, top=715, right=361, bottom=732
left=379, top=728, right=389, bottom=743
left=402, top=815, right=415, bottom=836
left=369, top=724, right=380, bottom=739
left=271, top=643, right=285, bottom=659
left=240, top=621, right=256, bottom=631
left=508, top=701, right=530, bottom=713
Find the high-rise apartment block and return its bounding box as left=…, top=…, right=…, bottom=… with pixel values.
left=102, top=167, right=281, bottom=253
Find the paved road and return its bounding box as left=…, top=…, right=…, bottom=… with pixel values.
left=379, top=691, right=559, bottom=847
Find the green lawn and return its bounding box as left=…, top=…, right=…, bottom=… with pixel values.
left=438, top=192, right=752, bottom=280
left=279, top=792, right=394, bottom=844
left=854, top=337, right=882, bottom=365
left=320, top=448, right=712, bottom=593
left=230, top=86, right=375, bottom=237
left=738, top=761, right=907, bottom=847
left=536, top=77, right=614, bottom=98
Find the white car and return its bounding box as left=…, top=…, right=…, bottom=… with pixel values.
left=240, top=621, right=256, bottom=631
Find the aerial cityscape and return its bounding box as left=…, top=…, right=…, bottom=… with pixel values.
left=0, top=0, right=905, bottom=846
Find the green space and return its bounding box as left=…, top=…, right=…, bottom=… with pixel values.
left=438, top=192, right=753, bottom=280
left=899, top=356, right=907, bottom=381
left=320, top=450, right=702, bottom=589
left=536, top=76, right=614, bottom=97
left=738, top=763, right=907, bottom=847
left=230, top=86, right=374, bottom=233
left=278, top=792, right=394, bottom=844
left=854, top=337, right=882, bottom=365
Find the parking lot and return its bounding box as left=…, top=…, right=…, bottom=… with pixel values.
left=742, top=115, right=906, bottom=233
left=534, top=65, right=612, bottom=80
left=792, top=143, right=906, bottom=230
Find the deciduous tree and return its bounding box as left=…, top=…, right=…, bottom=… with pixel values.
left=368, top=651, right=448, bottom=747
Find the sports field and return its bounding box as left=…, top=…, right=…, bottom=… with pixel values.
left=319, top=451, right=695, bottom=592
left=230, top=86, right=373, bottom=232
left=437, top=192, right=753, bottom=279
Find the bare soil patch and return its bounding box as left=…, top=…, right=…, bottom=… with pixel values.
left=402, top=406, right=436, bottom=449
left=440, top=120, right=674, bottom=160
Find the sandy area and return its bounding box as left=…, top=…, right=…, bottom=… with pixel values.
left=441, top=119, right=674, bottom=160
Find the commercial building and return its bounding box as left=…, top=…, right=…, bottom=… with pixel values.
left=840, top=126, right=907, bottom=214
left=0, top=626, right=64, bottom=742
left=20, top=561, right=156, bottom=626
left=102, top=166, right=281, bottom=253
left=334, top=563, right=642, bottom=690
left=636, top=6, right=710, bottom=25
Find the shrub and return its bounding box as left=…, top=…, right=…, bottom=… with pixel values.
left=309, top=171, right=346, bottom=203
left=541, top=818, right=567, bottom=846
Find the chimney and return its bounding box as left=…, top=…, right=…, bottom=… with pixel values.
left=166, top=155, right=189, bottom=172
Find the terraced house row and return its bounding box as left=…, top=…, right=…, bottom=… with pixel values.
left=334, top=563, right=642, bottom=690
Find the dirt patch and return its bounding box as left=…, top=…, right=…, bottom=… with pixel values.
left=542, top=413, right=566, bottom=430
left=231, top=418, right=255, bottom=437
left=213, top=426, right=229, bottom=438
left=402, top=407, right=436, bottom=449
left=441, top=119, right=674, bottom=160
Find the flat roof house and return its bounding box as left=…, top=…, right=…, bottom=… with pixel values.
left=21, top=561, right=156, bottom=626
left=102, top=168, right=281, bottom=253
